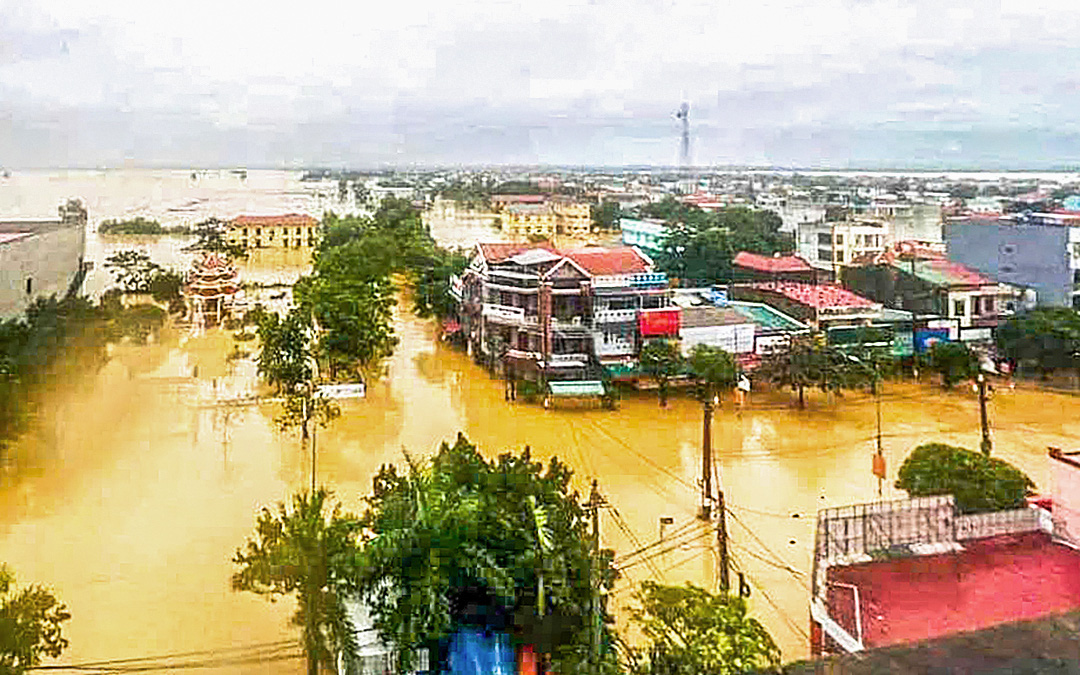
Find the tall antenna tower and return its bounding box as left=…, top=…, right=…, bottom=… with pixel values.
left=675, top=102, right=690, bottom=170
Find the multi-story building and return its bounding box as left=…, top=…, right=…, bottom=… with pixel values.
left=457, top=243, right=676, bottom=382
left=944, top=212, right=1080, bottom=308
left=494, top=196, right=593, bottom=239
left=0, top=199, right=87, bottom=318
left=844, top=242, right=1022, bottom=328
left=619, top=217, right=668, bottom=254
left=226, top=214, right=318, bottom=249
left=731, top=281, right=883, bottom=331
left=797, top=218, right=891, bottom=275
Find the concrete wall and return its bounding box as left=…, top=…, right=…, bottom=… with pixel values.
left=944, top=220, right=1070, bottom=306
left=0, top=222, right=86, bottom=318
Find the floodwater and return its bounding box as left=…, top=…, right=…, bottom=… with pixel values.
left=3, top=295, right=1079, bottom=670
left=1, top=170, right=1079, bottom=669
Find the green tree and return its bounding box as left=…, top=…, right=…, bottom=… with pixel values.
left=639, top=339, right=684, bottom=407
left=927, top=341, right=979, bottom=389
left=190, top=218, right=247, bottom=259
left=0, top=565, right=71, bottom=674
left=232, top=489, right=362, bottom=675
left=354, top=433, right=618, bottom=673
left=996, top=307, right=1080, bottom=381
left=757, top=334, right=865, bottom=408
left=147, top=268, right=185, bottom=313
left=412, top=246, right=469, bottom=321
left=591, top=202, right=621, bottom=232
left=687, top=344, right=738, bottom=405
left=626, top=581, right=779, bottom=675
left=256, top=308, right=314, bottom=397
left=895, top=443, right=1036, bottom=514
left=104, top=249, right=162, bottom=293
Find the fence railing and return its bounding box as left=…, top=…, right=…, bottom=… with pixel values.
left=955, top=507, right=1041, bottom=540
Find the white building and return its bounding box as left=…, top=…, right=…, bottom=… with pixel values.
left=797, top=218, right=890, bottom=273
left=0, top=200, right=87, bottom=318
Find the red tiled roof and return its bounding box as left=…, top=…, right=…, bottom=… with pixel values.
left=751, top=281, right=878, bottom=309
left=733, top=251, right=814, bottom=273
left=477, top=242, right=557, bottom=262
left=231, top=214, right=317, bottom=227
left=563, top=246, right=652, bottom=275
left=827, top=532, right=1080, bottom=651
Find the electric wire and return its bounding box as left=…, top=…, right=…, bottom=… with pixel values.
left=729, top=553, right=811, bottom=643
left=608, top=504, right=666, bottom=581
left=613, top=518, right=707, bottom=566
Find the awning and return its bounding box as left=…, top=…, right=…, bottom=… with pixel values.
left=547, top=380, right=606, bottom=397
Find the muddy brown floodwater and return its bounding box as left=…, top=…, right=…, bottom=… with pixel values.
left=2, top=295, right=1079, bottom=671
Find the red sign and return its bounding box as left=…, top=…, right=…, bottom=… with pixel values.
left=639, top=308, right=681, bottom=337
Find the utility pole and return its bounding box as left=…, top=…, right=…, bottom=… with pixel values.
left=875, top=366, right=884, bottom=498
left=716, top=484, right=730, bottom=593
left=977, top=372, right=992, bottom=456
left=586, top=480, right=603, bottom=674
left=699, top=396, right=716, bottom=520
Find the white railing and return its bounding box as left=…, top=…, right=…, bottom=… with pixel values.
left=594, top=308, right=637, bottom=323
left=482, top=303, right=526, bottom=324
left=955, top=507, right=1041, bottom=541
left=549, top=353, right=590, bottom=363
left=551, top=316, right=590, bottom=330
left=593, top=275, right=634, bottom=288
left=595, top=340, right=635, bottom=357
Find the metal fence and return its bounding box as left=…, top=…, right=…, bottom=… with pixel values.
left=955, top=507, right=1041, bottom=540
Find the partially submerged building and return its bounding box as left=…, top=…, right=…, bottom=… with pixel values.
left=731, top=281, right=883, bottom=331
left=0, top=199, right=87, bottom=318
left=225, top=213, right=318, bottom=249
left=183, top=252, right=242, bottom=332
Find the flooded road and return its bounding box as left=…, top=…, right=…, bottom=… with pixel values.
left=3, top=295, right=1078, bottom=669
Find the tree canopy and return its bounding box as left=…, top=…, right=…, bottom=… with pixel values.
left=756, top=334, right=873, bottom=408
left=0, top=565, right=71, bottom=674
left=926, top=341, right=979, bottom=389
left=996, top=307, right=1080, bottom=378
left=353, top=433, right=618, bottom=673
left=639, top=339, right=684, bottom=407
left=686, top=344, right=738, bottom=405
left=626, top=581, right=780, bottom=675
left=895, top=443, right=1036, bottom=514
left=232, top=489, right=362, bottom=675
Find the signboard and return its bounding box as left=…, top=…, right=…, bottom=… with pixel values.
left=960, top=327, right=993, bottom=343
left=926, top=318, right=959, bottom=341
left=709, top=287, right=729, bottom=307
left=755, top=334, right=790, bottom=355
left=316, top=383, right=366, bottom=399
left=914, top=329, right=950, bottom=353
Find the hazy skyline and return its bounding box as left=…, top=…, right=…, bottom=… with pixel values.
left=4, top=0, right=1080, bottom=169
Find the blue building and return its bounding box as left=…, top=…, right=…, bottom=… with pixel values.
left=619, top=218, right=668, bottom=254
left=944, top=214, right=1080, bottom=309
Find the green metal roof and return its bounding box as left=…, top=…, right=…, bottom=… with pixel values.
left=728, top=301, right=809, bottom=332
left=547, top=380, right=606, bottom=397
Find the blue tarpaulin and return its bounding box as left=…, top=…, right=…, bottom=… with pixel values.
left=446, top=629, right=515, bottom=675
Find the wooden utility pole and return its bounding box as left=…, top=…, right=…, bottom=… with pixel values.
left=586, top=480, right=603, bottom=674
left=978, top=373, right=992, bottom=456
left=700, top=397, right=715, bottom=520
left=716, top=486, right=730, bottom=593
left=875, top=367, right=884, bottom=498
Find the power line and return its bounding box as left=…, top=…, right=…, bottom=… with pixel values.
left=728, top=553, right=810, bottom=643
left=614, top=518, right=705, bottom=566
left=608, top=504, right=665, bottom=581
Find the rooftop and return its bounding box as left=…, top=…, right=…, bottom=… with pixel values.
left=733, top=251, right=815, bottom=274
left=749, top=281, right=880, bottom=310
left=477, top=242, right=557, bottom=263
left=827, top=531, right=1080, bottom=651
left=0, top=232, right=33, bottom=245
left=891, top=257, right=998, bottom=288
left=680, top=306, right=753, bottom=329
left=563, top=246, right=652, bottom=275
left=231, top=213, right=317, bottom=227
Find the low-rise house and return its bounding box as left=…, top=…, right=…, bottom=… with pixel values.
left=731, top=281, right=883, bottom=331
left=809, top=450, right=1080, bottom=662
left=671, top=288, right=810, bottom=358
left=732, top=251, right=819, bottom=283
left=0, top=199, right=87, bottom=318
left=844, top=242, right=1022, bottom=328
left=226, top=213, right=318, bottom=249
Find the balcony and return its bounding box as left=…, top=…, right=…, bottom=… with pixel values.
left=482, top=303, right=526, bottom=325
left=551, top=316, right=592, bottom=333
left=594, top=308, right=637, bottom=324
left=595, top=339, right=635, bottom=357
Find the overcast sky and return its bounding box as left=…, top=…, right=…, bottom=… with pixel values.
left=3, top=0, right=1080, bottom=169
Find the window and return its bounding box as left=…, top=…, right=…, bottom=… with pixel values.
left=1074, top=269, right=1080, bottom=285
left=1000, top=264, right=1016, bottom=274
left=818, top=248, right=833, bottom=262
left=999, top=243, right=1017, bottom=255
left=817, top=233, right=832, bottom=246
left=953, top=299, right=966, bottom=316
left=25, top=278, right=32, bottom=295
left=834, top=233, right=844, bottom=245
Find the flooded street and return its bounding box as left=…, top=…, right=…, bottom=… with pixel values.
left=2, top=294, right=1078, bottom=668
left=1, top=169, right=1078, bottom=668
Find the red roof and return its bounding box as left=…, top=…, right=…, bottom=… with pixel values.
left=477, top=242, right=557, bottom=263
left=563, top=247, right=651, bottom=275
left=231, top=214, right=317, bottom=227
left=827, top=532, right=1080, bottom=651
left=491, top=194, right=546, bottom=204
left=751, top=281, right=878, bottom=309
left=733, top=251, right=814, bottom=274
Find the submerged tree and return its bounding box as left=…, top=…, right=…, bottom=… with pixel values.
left=895, top=443, right=1036, bottom=514
left=927, top=341, right=979, bottom=389
left=639, top=339, right=684, bottom=407
left=232, top=489, right=362, bottom=675
left=626, top=581, right=780, bottom=675
left=0, top=565, right=71, bottom=674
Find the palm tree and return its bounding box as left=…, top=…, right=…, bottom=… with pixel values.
left=232, top=489, right=361, bottom=675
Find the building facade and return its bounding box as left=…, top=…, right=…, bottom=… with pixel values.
left=0, top=199, right=87, bottom=318
left=457, top=243, right=675, bottom=382
left=493, top=196, right=593, bottom=238
left=226, top=214, right=318, bottom=249
left=797, top=218, right=891, bottom=274
left=619, top=217, right=668, bottom=254
left=944, top=214, right=1080, bottom=308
